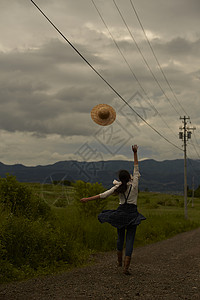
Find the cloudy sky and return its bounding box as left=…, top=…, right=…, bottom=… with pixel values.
left=1, top=0, right=200, bottom=166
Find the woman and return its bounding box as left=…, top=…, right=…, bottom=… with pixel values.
left=80, top=145, right=145, bottom=275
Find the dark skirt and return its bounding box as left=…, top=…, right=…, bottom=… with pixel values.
left=98, top=203, right=146, bottom=229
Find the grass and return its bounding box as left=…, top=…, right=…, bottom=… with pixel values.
left=1, top=181, right=200, bottom=283
left=40, top=184, right=200, bottom=251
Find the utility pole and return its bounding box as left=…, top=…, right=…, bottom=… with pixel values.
left=179, top=116, right=196, bottom=219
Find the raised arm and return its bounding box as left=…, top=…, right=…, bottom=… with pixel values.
left=132, top=145, right=138, bottom=166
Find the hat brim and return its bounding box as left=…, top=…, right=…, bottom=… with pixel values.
left=91, top=104, right=116, bottom=126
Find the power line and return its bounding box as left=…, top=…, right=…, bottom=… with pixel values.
left=91, top=0, right=178, bottom=139
left=188, top=142, right=200, bottom=159
left=129, top=0, right=188, bottom=117
left=112, top=0, right=181, bottom=116
left=128, top=0, right=199, bottom=159
left=193, top=131, right=200, bottom=148
left=29, top=0, right=183, bottom=152
left=187, top=121, right=200, bottom=158
left=187, top=155, right=200, bottom=182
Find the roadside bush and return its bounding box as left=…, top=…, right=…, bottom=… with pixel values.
left=0, top=238, right=23, bottom=283
left=156, top=198, right=182, bottom=207
left=0, top=214, right=87, bottom=282
left=0, top=178, right=99, bottom=283
left=8, top=217, right=66, bottom=266
left=145, top=203, right=159, bottom=209
left=72, top=180, right=108, bottom=217
left=54, top=198, right=68, bottom=208
left=0, top=174, right=52, bottom=220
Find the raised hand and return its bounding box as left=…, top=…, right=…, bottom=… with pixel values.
left=132, top=145, right=138, bottom=153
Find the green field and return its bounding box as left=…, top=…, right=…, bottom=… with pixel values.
left=25, top=181, right=200, bottom=247
left=34, top=182, right=200, bottom=248
left=0, top=177, right=200, bottom=283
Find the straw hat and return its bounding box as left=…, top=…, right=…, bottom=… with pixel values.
left=91, top=104, right=116, bottom=126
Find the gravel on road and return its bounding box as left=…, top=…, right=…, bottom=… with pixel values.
left=0, top=228, right=200, bottom=300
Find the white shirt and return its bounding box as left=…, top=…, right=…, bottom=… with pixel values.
left=99, top=165, right=140, bottom=205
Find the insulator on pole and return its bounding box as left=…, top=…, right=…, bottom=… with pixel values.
left=179, top=132, right=183, bottom=139
left=187, top=131, right=192, bottom=139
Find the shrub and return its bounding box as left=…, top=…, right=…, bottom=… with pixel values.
left=54, top=198, right=68, bottom=208
left=0, top=174, right=52, bottom=220
left=146, top=203, right=159, bottom=209
left=156, top=198, right=182, bottom=207
left=145, top=198, right=150, bottom=204
left=0, top=178, right=92, bottom=283
left=0, top=215, right=84, bottom=277
left=72, top=180, right=108, bottom=217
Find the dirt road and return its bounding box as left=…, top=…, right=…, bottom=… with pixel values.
left=0, top=228, right=200, bottom=300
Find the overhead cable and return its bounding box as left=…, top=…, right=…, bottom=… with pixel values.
left=187, top=155, right=200, bottom=180
left=29, top=0, right=183, bottom=152
left=112, top=0, right=181, bottom=116
left=187, top=122, right=200, bottom=158
left=129, top=0, right=188, bottom=117
left=91, top=0, right=178, bottom=139
left=188, top=141, right=200, bottom=160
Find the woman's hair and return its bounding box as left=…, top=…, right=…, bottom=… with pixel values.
left=115, top=170, right=131, bottom=194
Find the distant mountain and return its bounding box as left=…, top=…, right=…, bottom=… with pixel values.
left=0, top=159, right=200, bottom=193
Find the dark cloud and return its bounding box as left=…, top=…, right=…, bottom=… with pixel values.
left=0, top=0, right=200, bottom=164
left=153, top=37, right=200, bottom=58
